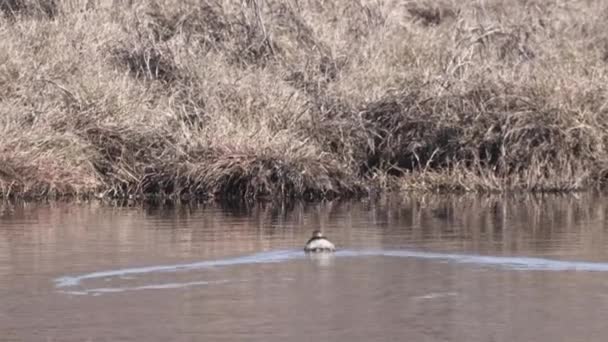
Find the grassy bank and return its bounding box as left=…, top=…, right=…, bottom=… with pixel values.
left=1, top=0, right=607, bottom=201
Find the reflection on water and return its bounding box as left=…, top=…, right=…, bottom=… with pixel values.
left=2, top=194, right=608, bottom=341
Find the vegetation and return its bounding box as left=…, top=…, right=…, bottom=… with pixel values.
left=1, top=0, right=607, bottom=201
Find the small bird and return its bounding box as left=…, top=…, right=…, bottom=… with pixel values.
left=304, top=230, right=335, bottom=252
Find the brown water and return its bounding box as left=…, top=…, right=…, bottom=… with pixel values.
left=3, top=194, right=608, bottom=341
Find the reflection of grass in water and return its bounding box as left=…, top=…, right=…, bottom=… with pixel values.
left=1, top=0, right=608, bottom=200
left=386, top=193, right=608, bottom=257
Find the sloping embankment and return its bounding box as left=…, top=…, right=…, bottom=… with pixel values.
left=1, top=0, right=608, bottom=200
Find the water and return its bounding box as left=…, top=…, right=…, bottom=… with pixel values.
left=3, top=194, right=608, bottom=341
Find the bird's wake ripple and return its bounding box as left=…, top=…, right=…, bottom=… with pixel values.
left=54, top=249, right=608, bottom=295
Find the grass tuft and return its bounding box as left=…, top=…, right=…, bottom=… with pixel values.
left=407, top=1, right=458, bottom=26
left=0, top=0, right=57, bottom=19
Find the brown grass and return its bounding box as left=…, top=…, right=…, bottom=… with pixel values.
left=1, top=0, right=608, bottom=201
left=0, top=0, right=57, bottom=19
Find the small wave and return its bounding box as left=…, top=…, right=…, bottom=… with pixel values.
left=58, top=279, right=245, bottom=295
left=55, top=250, right=303, bottom=288
left=413, top=292, right=459, bottom=300
left=337, top=250, right=608, bottom=272
left=54, top=249, right=608, bottom=294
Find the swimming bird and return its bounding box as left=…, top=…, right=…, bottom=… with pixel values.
left=304, top=230, right=335, bottom=252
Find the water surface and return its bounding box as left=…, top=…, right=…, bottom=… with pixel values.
left=2, top=194, right=608, bottom=341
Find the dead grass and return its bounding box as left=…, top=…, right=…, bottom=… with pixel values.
left=1, top=0, right=608, bottom=201
left=0, top=0, right=57, bottom=19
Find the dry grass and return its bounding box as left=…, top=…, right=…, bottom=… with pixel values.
left=1, top=0, right=608, bottom=201
left=0, top=0, right=57, bottom=19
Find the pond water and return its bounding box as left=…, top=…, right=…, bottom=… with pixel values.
left=3, top=194, right=608, bottom=341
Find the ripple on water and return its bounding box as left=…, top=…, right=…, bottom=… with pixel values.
left=54, top=249, right=608, bottom=295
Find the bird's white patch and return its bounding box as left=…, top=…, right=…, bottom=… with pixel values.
left=305, top=238, right=335, bottom=252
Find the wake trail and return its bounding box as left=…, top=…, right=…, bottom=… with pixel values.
left=54, top=249, right=608, bottom=294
